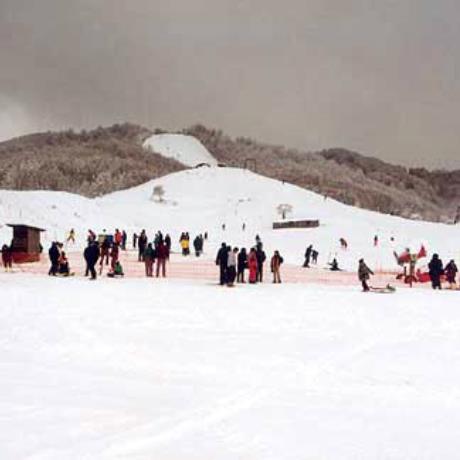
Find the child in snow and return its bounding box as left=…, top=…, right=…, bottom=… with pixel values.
left=108, top=261, right=124, bottom=278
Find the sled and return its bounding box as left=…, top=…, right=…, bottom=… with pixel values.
left=369, top=284, right=396, bottom=294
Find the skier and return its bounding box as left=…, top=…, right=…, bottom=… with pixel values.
left=340, top=238, right=348, bottom=250
left=215, top=243, right=229, bottom=286
left=248, top=248, right=258, bottom=284
left=143, top=243, right=155, bottom=277
left=256, top=243, right=266, bottom=282
left=1, top=244, right=12, bottom=271
left=227, top=247, right=238, bottom=287
left=303, top=245, right=313, bottom=268
left=358, top=258, right=374, bottom=292
left=237, top=248, right=248, bottom=283
left=155, top=239, right=169, bottom=278
left=445, top=260, right=458, bottom=289
left=270, top=250, right=284, bottom=283
left=428, top=253, right=444, bottom=290
left=48, top=242, right=60, bottom=276
left=84, top=241, right=100, bottom=280
left=66, top=228, right=75, bottom=244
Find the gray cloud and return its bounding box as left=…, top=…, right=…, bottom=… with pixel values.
left=1, top=0, right=459, bottom=168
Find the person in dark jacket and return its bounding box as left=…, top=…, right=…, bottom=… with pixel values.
left=237, top=248, right=248, bottom=283
left=428, top=253, right=444, bottom=290
left=138, top=230, right=147, bottom=262
left=121, top=230, right=127, bottom=250
left=84, top=241, right=100, bottom=280
left=144, top=243, right=155, bottom=277
left=445, top=259, right=458, bottom=289
left=303, top=245, right=313, bottom=268
left=256, top=243, right=266, bottom=282
left=193, top=235, right=203, bottom=257
left=164, top=234, right=171, bottom=255
left=216, top=243, right=229, bottom=285
left=358, top=258, right=374, bottom=292
left=48, top=242, right=60, bottom=276
left=1, top=244, right=13, bottom=271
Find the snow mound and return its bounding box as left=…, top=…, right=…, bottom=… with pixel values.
left=143, top=134, right=218, bottom=167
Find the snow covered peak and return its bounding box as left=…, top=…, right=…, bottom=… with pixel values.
left=143, top=133, right=218, bottom=168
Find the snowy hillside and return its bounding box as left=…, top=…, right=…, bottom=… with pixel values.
left=1, top=166, right=459, bottom=271
left=143, top=133, right=218, bottom=167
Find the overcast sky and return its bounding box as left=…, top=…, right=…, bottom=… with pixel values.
left=1, top=0, right=459, bottom=168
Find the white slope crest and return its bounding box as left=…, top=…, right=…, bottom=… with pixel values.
left=143, top=133, right=218, bottom=167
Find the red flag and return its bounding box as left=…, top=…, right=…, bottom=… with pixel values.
left=417, top=245, right=427, bottom=259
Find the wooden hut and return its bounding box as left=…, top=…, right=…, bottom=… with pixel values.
left=7, top=224, right=45, bottom=263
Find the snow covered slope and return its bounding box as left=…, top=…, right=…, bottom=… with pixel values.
left=1, top=167, right=459, bottom=271
left=143, top=133, right=218, bottom=167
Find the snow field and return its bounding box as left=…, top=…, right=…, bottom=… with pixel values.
left=1, top=275, right=460, bottom=459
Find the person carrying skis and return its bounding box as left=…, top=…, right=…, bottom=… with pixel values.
left=215, top=243, right=229, bottom=286
left=84, top=241, right=100, bottom=280
left=445, top=259, right=458, bottom=289
left=428, top=253, right=444, bottom=290
left=248, top=248, right=258, bottom=284
left=256, top=243, right=266, bottom=282
left=358, top=258, right=374, bottom=292
left=144, top=243, right=155, bottom=277
left=237, top=248, right=248, bottom=283
left=270, top=250, right=284, bottom=283
left=48, top=242, right=60, bottom=276
left=303, top=245, right=313, bottom=268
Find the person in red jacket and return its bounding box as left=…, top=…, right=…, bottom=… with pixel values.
left=156, top=241, right=169, bottom=277
left=248, top=248, right=258, bottom=284
left=114, top=229, right=122, bottom=246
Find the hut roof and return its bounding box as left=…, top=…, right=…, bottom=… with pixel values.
left=7, top=224, right=46, bottom=232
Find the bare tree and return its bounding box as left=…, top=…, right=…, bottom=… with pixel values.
left=277, top=203, right=293, bottom=220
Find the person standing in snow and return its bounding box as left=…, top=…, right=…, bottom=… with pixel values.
left=1, top=244, right=13, bottom=272
left=303, top=245, right=313, bottom=268
left=133, top=232, right=138, bottom=249
left=84, top=241, right=100, bottom=280
left=237, top=248, right=248, bottom=283
left=155, top=240, right=169, bottom=278
left=48, top=242, right=60, bottom=276
left=138, top=230, right=147, bottom=262
left=193, top=235, right=202, bottom=257
left=216, top=243, right=229, bottom=286
left=100, top=234, right=111, bottom=266
left=144, top=243, right=155, bottom=277
left=270, top=250, right=284, bottom=284
left=428, top=253, right=444, bottom=290
left=248, top=248, right=259, bottom=284
left=358, top=258, right=374, bottom=292
left=256, top=243, right=266, bottom=282
left=445, top=260, right=458, bottom=289
left=121, top=230, right=127, bottom=250
left=227, top=247, right=238, bottom=287
left=311, top=249, right=319, bottom=265
left=374, top=235, right=379, bottom=247
left=164, top=234, right=171, bottom=258
left=110, top=242, right=119, bottom=272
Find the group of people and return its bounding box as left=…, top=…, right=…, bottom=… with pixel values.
left=215, top=241, right=284, bottom=287
left=303, top=244, right=319, bottom=268
left=140, top=231, right=170, bottom=278
left=428, top=254, right=458, bottom=290
left=48, top=242, right=71, bottom=276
